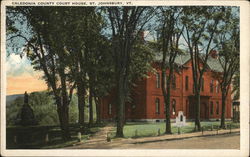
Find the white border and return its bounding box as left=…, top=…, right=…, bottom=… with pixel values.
left=1, top=0, right=249, bottom=156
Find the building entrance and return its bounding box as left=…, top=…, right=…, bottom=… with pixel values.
left=188, top=95, right=210, bottom=120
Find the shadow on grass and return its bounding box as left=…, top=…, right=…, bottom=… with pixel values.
left=6, top=123, right=107, bottom=149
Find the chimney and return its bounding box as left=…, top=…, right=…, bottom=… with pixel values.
left=139, top=31, right=145, bottom=41
left=209, top=50, right=218, bottom=59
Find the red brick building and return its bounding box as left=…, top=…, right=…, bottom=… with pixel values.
left=100, top=52, right=232, bottom=122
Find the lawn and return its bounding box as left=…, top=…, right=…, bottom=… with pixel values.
left=109, top=121, right=240, bottom=139
left=7, top=121, right=239, bottom=148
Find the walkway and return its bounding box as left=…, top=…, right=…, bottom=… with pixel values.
left=66, top=124, right=116, bottom=149
left=65, top=125, right=240, bottom=149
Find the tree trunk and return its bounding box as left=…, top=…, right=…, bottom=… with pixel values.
left=89, top=86, right=94, bottom=125
left=56, top=98, right=71, bottom=141
left=116, top=74, right=125, bottom=137
left=162, top=68, right=172, bottom=134
left=94, top=97, right=101, bottom=124
left=220, top=92, right=226, bottom=128
left=61, top=101, right=71, bottom=140
left=195, top=92, right=201, bottom=131
left=77, top=82, right=85, bottom=131
left=58, top=68, right=71, bottom=140
left=165, top=79, right=172, bottom=134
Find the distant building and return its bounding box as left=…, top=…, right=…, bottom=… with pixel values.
left=100, top=51, right=232, bottom=122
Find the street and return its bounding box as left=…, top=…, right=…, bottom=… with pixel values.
left=127, top=133, right=240, bottom=149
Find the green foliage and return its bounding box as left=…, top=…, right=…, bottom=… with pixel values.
left=215, top=7, right=239, bottom=101
left=29, top=92, right=59, bottom=125
left=6, top=97, right=23, bottom=126
left=132, top=44, right=155, bottom=77
left=69, top=94, right=79, bottom=124
left=6, top=91, right=79, bottom=126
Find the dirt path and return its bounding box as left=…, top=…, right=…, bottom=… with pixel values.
left=65, top=124, right=116, bottom=149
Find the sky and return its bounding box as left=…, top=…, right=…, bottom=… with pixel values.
left=6, top=53, right=47, bottom=95
left=6, top=10, right=47, bottom=95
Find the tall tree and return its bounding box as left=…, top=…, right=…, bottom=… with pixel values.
left=7, top=7, right=115, bottom=135
left=181, top=7, right=226, bottom=131
left=63, top=7, right=87, bottom=130
left=157, top=7, right=183, bottom=134
left=213, top=8, right=239, bottom=128
left=7, top=7, right=78, bottom=140
left=106, top=7, right=155, bottom=137
left=86, top=36, right=115, bottom=125
left=62, top=7, right=106, bottom=128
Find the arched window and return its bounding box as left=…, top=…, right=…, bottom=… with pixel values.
left=185, top=76, right=189, bottom=90
left=216, top=81, right=219, bottom=93
left=171, top=75, right=176, bottom=89
left=155, top=98, right=160, bottom=114
left=186, top=99, right=189, bottom=115
left=108, top=104, right=112, bottom=115
left=164, top=101, right=166, bottom=113
left=172, top=99, right=176, bottom=115
left=216, top=101, right=219, bottom=115
left=156, top=73, right=160, bottom=88
left=201, top=78, right=204, bottom=91
left=210, top=80, right=214, bottom=93
left=210, top=101, right=214, bottom=115
left=164, top=75, right=168, bottom=89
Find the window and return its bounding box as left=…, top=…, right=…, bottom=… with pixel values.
left=216, top=81, right=219, bottom=93
left=156, top=73, right=160, bottom=88
left=210, top=80, right=214, bottom=93
left=216, top=101, right=219, bottom=115
left=201, top=78, right=204, bottom=91
left=171, top=75, right=176, bottom=89
left=172, top=99, right=176, bottom=115
left=155, top=98, right=160, bottom=114
left=108, top=104, right=112, bottom=115
left=185, top=76, right=189, bottom=90
left=210, top=101, right=214, bottom=115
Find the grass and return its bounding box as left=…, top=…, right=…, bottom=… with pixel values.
left=7, top=121, right=240, bottom=148
left=109, top=121, right=240, bottom=139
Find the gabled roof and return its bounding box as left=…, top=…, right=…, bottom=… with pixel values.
left=155, top=53, right=190, bottom=66
left=154, top=52, right=223, bottom=73
left=206, top=56, right=223, bottom=72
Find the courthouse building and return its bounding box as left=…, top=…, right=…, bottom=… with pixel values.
left=100, top=50, right=232, bottom=122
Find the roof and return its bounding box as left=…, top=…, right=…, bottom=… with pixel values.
left=206, top=56, right=224, bottom=72
left=154, top=52, right=223, bottom=73
left=155, top=53, right=190, bottom=65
